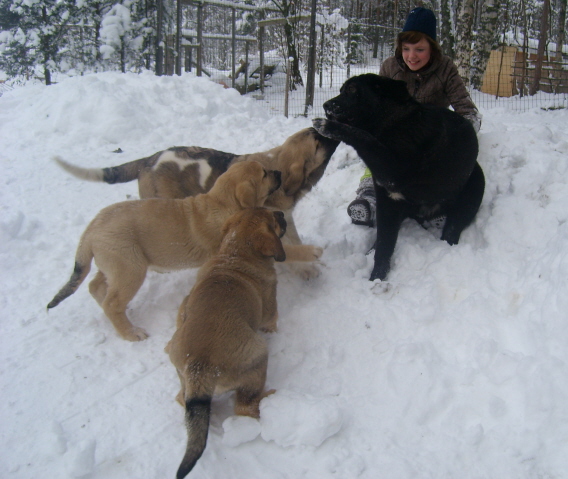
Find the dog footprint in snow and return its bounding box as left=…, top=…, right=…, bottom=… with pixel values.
left=371, top=281, right=397, bottom=297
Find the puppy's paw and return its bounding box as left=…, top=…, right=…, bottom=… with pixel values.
left=310, top=246, right=324, bottom=260
left=260, top=313, right=278, bottom=333
left=261, top=389, right=276, bottom=399
left=122, top=326, right=149, bottom=342
left=312, top=118, right=332, bottom=137
left=283, top=244, right=323, bottom=262
left=175, top=390, right=184, bottom=407
left=312, top=118, right=347, bottom=141
left=287, top=262, right=322, bottom=280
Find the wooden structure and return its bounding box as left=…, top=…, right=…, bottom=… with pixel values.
left=482, top=46, right=568, bottom=97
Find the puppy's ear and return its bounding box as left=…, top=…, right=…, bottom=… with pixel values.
left=235, top=181, right=259, bottom=208
left=252, top=224, right=286, bottom=262
left=281, top=159, right=305, bottom=195
left=280, top=135, right=318, bottom=195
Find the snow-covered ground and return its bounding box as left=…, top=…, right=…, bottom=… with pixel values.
left=1, top=71, right=567, bottom=479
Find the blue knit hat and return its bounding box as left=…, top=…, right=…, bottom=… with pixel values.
left=402, top=7, right=437, bottom=41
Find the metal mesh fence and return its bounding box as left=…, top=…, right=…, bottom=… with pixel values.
left=175, top=3, right=567, bottom=116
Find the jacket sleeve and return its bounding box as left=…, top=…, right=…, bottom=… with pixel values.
left=439, top=59, right=482, bottom=132
left=379, top=57, right=398, bottom=78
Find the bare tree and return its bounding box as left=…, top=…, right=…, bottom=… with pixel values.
left=556, top=0, right=567, bottom=60
left=530, top=0, right=550, bottom=95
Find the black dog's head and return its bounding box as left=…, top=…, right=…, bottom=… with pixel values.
left=323, top=74, right=411, bottom=129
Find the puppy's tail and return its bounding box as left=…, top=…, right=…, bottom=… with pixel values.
left=53, top=155, right=145, bottom=184
left=47, top=243, right=93, bottom=309
left=176, top=367, right=215, bottom=479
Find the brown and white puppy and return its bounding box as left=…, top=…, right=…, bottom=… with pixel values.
left=167, top=207, right=314, bottom=479
left=47, top=162, right=299, bottom=342
left=54, top=128, right=339, bottom=278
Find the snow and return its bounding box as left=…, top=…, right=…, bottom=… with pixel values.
left=1, top=71, right=568, bottom=479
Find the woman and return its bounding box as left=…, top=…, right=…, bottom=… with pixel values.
left=347, top=7, right=481, bottom=227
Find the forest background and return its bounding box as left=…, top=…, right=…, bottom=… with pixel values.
left=1, top=0, right=567, bottom=116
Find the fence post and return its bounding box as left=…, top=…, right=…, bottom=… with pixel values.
left=285, top=57, right=291, bottom=118
left=231, top=7, right=236, bottom=89
left=196, top=1, right=203, bottom=77
left=156, top=0, right=164, bottom=75
left=175, top=0, right=182, bottom=75
left=304, top=0, right=318, bottom=116
left=346, top=22, right=351, bottom=79
left=258, top=22, right=265, bottom=94
left=244, top=41, right=249, bottom=94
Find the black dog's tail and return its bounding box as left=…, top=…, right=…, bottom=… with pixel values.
left=53, top=155, right=148, bottom=184
left=176, top=367, right=215, bottom=479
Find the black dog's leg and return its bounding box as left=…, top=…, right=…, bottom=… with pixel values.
left=370, top=186, right=407, bottom=281
left=441, top=162, right=485, bottom=245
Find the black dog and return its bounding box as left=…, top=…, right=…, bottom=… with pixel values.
left=313, top=74, right=485, bottom=281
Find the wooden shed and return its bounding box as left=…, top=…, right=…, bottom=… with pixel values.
left=482, top=46, right=568, bottom=97
left=481, top=46, right=518, bottom=97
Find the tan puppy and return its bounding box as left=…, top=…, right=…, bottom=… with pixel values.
left=54, top=128, right=339, bottom=279
left=168, top=208, right=312, bottom=478
left=47, top=162, right=290, bottom=342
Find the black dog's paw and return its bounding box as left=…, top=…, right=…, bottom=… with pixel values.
left=369, top=261, right=390, bottom=282
left=441, top=224, right=461, bottom=245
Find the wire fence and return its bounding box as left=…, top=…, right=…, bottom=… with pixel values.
left=245, top=58, right=568, bottom=118
left=172, top=2, right=567, bottom=117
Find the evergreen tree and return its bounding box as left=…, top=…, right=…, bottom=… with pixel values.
left=317, top=7, right=348, bottom=88
left=0, top=0, right=76, bottom=84
left=74, top=1, right=116, bottom=71
left=99, top=0, right=153, bottom=73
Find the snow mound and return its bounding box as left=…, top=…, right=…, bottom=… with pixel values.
left=259, top=390, right=343, bottom=447
left=222, top=415, right=261, bottom=447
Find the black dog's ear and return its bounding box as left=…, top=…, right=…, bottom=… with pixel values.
left=391, top=79, right=411, bottom=101
left=372, top=77, right=411, bottom=102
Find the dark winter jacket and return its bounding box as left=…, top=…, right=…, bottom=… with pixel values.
left=380, top=55, right=481, bottom=132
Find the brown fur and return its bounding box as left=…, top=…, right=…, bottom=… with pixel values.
left=54, top=128, right=339, bottom=279
left=167, top=208, right=314, bottom=478
left=46, top=162, right=319, bottom=341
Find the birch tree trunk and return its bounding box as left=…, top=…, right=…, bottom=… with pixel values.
left=440, top=0, right=455, bottom=58
left=471, top=0, right=501, bottom=89
left=454, top=0, right=475, bottom=86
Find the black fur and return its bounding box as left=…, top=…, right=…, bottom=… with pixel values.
left=176, top=396, right=212, bottom=479
left=313, top=74, right=485, bottom=281
left=47, top=262, right=86, bottom=309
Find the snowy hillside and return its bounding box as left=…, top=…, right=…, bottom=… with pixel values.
left=1, top=71, right=568, bottom=479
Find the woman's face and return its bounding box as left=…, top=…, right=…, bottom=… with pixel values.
left=402, top=37, right=431, bottom=71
